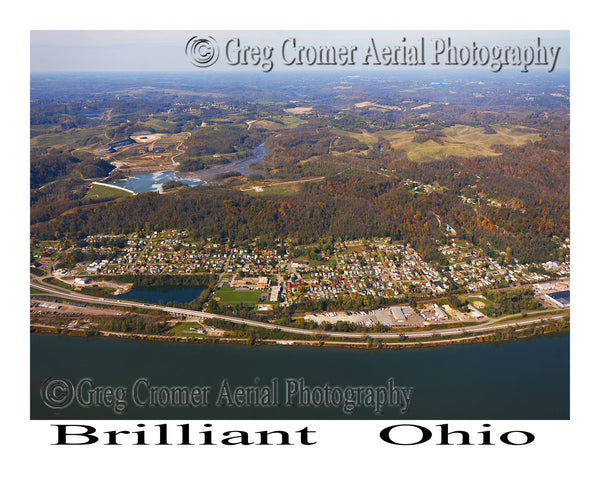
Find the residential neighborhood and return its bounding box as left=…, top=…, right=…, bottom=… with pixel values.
left=32, top=229, right=570, bottom=327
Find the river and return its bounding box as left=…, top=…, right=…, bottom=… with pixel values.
left=31, top=332, right=569, bottom=420
left=187, top=142, right=268, bottom=180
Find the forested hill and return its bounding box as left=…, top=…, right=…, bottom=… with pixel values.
left=31, top=135, right=569, bottom=264
left=31, top=152, right=115, bottom=188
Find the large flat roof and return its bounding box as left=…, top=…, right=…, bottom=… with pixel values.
left=546, top=290, right=570, bottom=307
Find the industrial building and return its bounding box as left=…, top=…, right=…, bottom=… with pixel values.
left=545, top=290, right=570, bottom=308
left=432, top=303, right=448, bottom=319
left=390, top=306, right=405, bottom=322
left=230, top=276, right=270, bottom=289
left=270, top=286, right=281, bottom=302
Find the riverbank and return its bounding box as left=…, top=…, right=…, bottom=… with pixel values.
left=30, top=317, right=569, bottom=350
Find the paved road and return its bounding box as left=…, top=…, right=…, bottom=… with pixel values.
left=31, top=281, right=567, bottom=340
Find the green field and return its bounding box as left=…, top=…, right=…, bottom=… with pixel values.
left=168, top=323, right=206, bottom=337
left=467, top=296, right=492, bottom=307
left=271, top=115, right=307, bottom=128
left=242, top=183, right=303, bottom=196
left=213, top=287, right=261, bottom=304
left=329, top=127, right=379, bottom=145
left=30, top=287, right=50, bottom=295
left=136, top=118, right=179, bottom=133
left=250, top=119, right=289, bottom=131
left=85, top=183, right=134, bottom=200
left=30, top=126, right=107, bottom=150
left=30, top=267, right=47, bottom=277
left=307, top=257, right=336, bottom=267
left=330, top=124, right=540, bottom=162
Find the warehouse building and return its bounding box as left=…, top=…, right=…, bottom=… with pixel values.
left=390, top=306, right=405, bottom=322
left=545, top=290, right=570, bottom=308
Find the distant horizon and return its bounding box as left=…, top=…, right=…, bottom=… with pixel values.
left=31, top=30, right=569, bottom=73
left=30, top=68, right=571, bottom=74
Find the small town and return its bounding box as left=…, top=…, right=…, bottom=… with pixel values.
left=31, top=228, right=570, bottom=328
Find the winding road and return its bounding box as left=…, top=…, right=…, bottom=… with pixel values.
left=171, top=132, right=191, bottom=166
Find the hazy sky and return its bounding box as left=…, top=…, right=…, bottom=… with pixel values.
left=31, top=30, right=569, bottom=73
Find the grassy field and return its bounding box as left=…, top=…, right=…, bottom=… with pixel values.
left=30, top=287, right=50, bottom=295
left=441, top=124, right=540, bottom=148
left=242, top=183, right=302, bottom=196
left=330, top=124, right=540, bottom=162
left=488, top=308, right=563, bottom=325
left=251, top=119, right=290, bottom=131
left=168, top=322, right=205, bottom=337
left=308, top=257, right=335, bottom=267
left=30, top=267, right=47, bottom=277
left=136, top=118, right=179, bottom=133
left=85, top=183, right=134, bottom=200
left=467, top=296, right=492, bottom=307
left=30, top=126, right=107, bottom=150
left=271, top=115, right=307, bottom=128
left=213, top=287, right=261, bottom=304
left=330, top=127, right=379, bottom=145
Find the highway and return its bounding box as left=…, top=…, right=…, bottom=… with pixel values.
left=31, top=280, right=567, bottom=340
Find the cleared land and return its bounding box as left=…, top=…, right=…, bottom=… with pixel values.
left=85, top=183, right=134, bottom=199
left=30, top=126, right=107, bottom=150
left=110, top=132, right=189, bottom=171
left=271, top=116, right=307, bottom=128
left=131, top=133, right=165, bottom=143
left=241, top=177, right=325, bottom=196
left=251, top=119, right=294, bottom=130
left=284, top=106, right=313, bottom=114
left=213, top=287, right=261, bottom=305
left=135, top=119, right=179, bottom=133
left=331, top=124, right=540, bottom=162
left=243, top=184, right=302, bottom=196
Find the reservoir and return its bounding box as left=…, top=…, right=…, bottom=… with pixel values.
left=31, top=332, right=569, bottom=420
left=193, top=142, right=268, bottom=180
left=106, top=143, right=268, bottom=193
left=116, top=285, right=208, bottom=304
left=106, top=170, right=206, bottom=194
